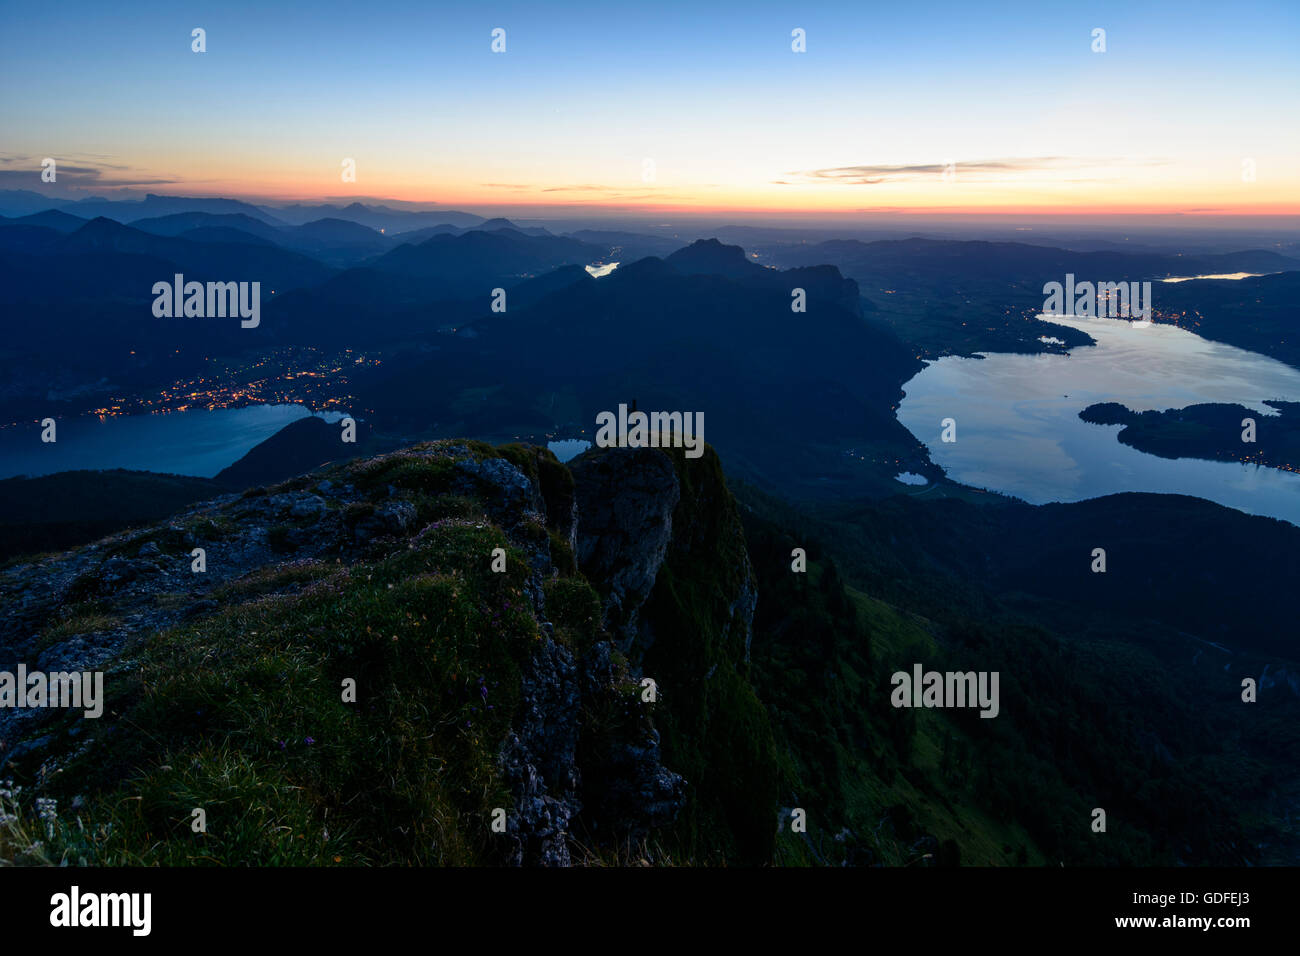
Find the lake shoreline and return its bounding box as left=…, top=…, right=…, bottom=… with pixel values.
left=0, top=405, right=350, bottom=481
left=897, top=314, right=1300, bottom=526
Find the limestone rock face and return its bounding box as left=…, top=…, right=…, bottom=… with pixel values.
left=454, top=455, right=544, bottom=522
left=569, top=447, right=680, bottom=650
left=499, top=636, right=581, bottom=867
left=575, top=641, right=685, bottom=839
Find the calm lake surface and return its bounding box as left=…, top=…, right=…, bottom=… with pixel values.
left=547, top=439, right=592, bottom=463
left=0, top=405, right=346, bottom=480
left=897, top=315, right=1300, bottom=526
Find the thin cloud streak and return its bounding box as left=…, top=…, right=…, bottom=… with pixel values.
left=779, top=157, right=1172, bottom=185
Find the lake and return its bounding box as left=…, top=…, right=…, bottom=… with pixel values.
left=547, top=439, right=592, bottom=463
left=897, top=315, right=1300, bottom=526
left=0, top=405, right=346, bottom=480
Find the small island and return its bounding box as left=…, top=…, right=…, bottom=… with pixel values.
left=1079, top=400, right=1300, bottom=474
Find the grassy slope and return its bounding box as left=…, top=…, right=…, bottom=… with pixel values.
left=0, top=444, right=612, bottom=865
left=737, top=481, right=1294, bottom=866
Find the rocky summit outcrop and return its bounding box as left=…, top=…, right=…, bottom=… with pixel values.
left=0, top=438, right=763, bottom=866
left=569, top=446, right=680, bottom=651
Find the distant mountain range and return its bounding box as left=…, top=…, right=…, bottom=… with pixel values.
left=3, top=197, right=1298, bottom=497
left=0, top=216, right=336, bottom=300
left=259, top=200, right=483, bottom=231
left=769, top=236, right=1300, bottom=287
left=0, top=191, right=485, bottom=235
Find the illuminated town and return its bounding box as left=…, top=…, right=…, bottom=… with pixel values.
left=83, top=347, right=381, bottom=420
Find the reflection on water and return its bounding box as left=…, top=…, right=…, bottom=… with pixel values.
left=1160, top=272, right=1268, bottom=283
left=0, top=405, right=348, bottom=480
left=898, top=315, right=1300, bottom=525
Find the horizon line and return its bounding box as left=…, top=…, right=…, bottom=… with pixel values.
left=13, top=189, right=1300, bottom=225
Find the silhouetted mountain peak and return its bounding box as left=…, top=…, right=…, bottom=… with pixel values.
left=664, top=238, right=759, bottom=278
left=293, top=217, right=382, bottom=239
left=68, top=217, right=135, bottom=244
left=11, top=209, right=87, bottom=232
left=131, top=211, right=280, bottom=241
left=608, top=255, right=673, bottom=281
left=470, top=218, right=554, bottom=238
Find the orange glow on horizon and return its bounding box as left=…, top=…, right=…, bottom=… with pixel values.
left=105, top=179, right=1300, bottom=220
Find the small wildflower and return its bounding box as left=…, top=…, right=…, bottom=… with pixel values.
left=36, top=797, right=58, bottom=839
left=36, top=797, right=58, bottom=822
left=305, top=737, right=316, bottom=745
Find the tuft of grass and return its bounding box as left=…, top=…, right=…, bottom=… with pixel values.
left=410, top=493, right=480, bottom=526
left=350, top=453, right=458, bottom=497
left=548, top=530, right=576, bottom=576
left=211, top=561, right=336, bottom=604
left=36, top=606, right=120, bottom=651
left=544, top=578, right=601, bottom=653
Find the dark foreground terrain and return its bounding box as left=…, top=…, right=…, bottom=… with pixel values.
left=2, top=439, right=1296, bottom=866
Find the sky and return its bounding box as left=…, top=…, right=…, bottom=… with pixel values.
left=1, top=0, right=1297, bottom=217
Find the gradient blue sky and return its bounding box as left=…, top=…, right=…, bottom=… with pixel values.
left=2, top=0, right=1297, bottom=214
